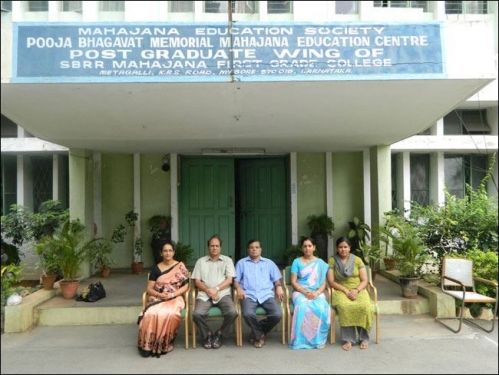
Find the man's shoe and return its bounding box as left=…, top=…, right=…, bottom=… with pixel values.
left=211, top=332, right=223, bottom=349
left=203, top=334, right=213, bottom=349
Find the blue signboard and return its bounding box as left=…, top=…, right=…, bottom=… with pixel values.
left=13, top=22, right=443, bottom=83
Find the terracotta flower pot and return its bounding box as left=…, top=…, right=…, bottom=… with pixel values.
left=60, top=280, right=80, bottom=299
left=41, top=274, right=57, bottom=290
left=131, top=262, right=144, bottom=274
left=100, top=266, right=111, bottom=278
left=384, top=257, right=397, bottom=271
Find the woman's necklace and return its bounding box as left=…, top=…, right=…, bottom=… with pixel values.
left=302, top=256, right=315, bottom=264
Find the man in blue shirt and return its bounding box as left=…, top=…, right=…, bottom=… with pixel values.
left=234, top=239, right=284, bottom=348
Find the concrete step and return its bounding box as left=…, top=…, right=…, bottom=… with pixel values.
left=34, top=270, right=430, bottom=327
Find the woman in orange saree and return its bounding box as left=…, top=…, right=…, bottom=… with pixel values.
left=137, top=241, right=189, bottom=358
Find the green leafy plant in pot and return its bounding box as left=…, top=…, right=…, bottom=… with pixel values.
left=381, top=213, right=429, bottom=298
left=172, top=241, right=194, bottom=267
left=347, top=216, right=371, bottom=259
left=36, top=219, right=92, bottom=299
left=306, top=214, right=334, bottom=261
left=147, top=215, right=171, bottom=263
left=86, top=238, right=114, bottom=278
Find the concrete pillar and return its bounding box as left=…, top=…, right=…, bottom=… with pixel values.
left=93, top=152, right=102, bottom=237
left=170, top=153, right=178, bottom=242
left=396, top=152, right=411, bottom=216
left=326, top=152, right=334, bottom=258
left=363, top=149, right=371, bottom=241
left=290, top=152, right=298, bottom=244
left=16, top=155, right=33, bottom=210
left=69, top=149, right=94, bottom=278
left=430, top=152, right=445, bottom=206
left=370, top=145, right=391, bottom=240
left=133, top=153, right=141, bottom=260
left=52, top=154, right=59, bottom=201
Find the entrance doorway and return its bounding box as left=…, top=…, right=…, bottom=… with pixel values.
left=179, top=156, right=289, bottom=265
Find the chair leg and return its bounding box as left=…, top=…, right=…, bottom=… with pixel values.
left=435, top=302, right=465, bottom=333
left=375, top=311, right=379, bottom=344
left=282, top=312, right=286, bottom=345
left=184, top=316, right=189, bottom=349
left=331, top=309, right=336, bottom=344
left=192, top=317, right=197, bottom=348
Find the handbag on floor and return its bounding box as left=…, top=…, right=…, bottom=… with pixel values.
left=77, top=281, right=106, bottom=302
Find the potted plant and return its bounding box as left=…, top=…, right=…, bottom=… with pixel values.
left=36, top=219, right=92, bottom=299
left=347, top=216, right=371, bottom=260
left=173, top=241, right=194, bottom=266
left=86, top=238, right=114, bottom=278
left=306, top=214, right=334, bottom=261
left=147, top=215, right=171, bottom=263
left=132, top=237, right=144, bottom=274
left=382, top=213, right=429, bottom=298
left=125, top=210, right=144, bottom=274
left=34, top=242, right=60, bottom=289
left=283, top=243, right=303, bottom=266
left=358, top=242, right=381, bottom=281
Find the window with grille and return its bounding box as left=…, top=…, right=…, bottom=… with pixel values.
left=445, top=155, right=464, bottom=198
left=1, top=1, right=12, bottom=12
left=267, top=0, right=292, bottom=14
left=169, top=1, right=194, bottom=12
left=99, top=1, right=124, bottom=12
left=373, top=1, right=429, bottom=12
left=410, top=154, right=430, bottom=206
left=444, top=154, right=488, bottom=198
left=445, top=1, right=487, bottom=14
left=28, top=1, right=48, bottom=11
left=62, top=0, right=82, bottom=12
left=336, top=1, right=358, bottom=14
left=205, top=1, right=258, bottom=13
left=443, top=110, right=490, bottom=135
left=31, top=156, right=53, bottom=213
left=1, top=155, right=16, bottom=215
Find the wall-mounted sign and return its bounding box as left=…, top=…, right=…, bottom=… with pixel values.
left=13, top=22, right=443, bottom=82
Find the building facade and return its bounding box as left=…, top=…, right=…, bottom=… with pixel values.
left=1, top=1, right=497, bottom=279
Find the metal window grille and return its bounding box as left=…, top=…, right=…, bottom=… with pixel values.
left=444, top=110, right=490, bottom=135
left=61, top=0, right=82, bottom=12
left=1, top=155, right=17, bottom=215
left=205, top=0, right=227, bottom=13
left=205, top=1, right=257, bottom=14
left=267, top=0, right=292, bottom=14
left=335, top=1, right=358, bottom=14
left=373, top=1, right=429, bottom=12
left=445, top=1, right=487, bottom=14
left=99, top=1, right=124, bottom=12
left=445, top=156, right=465, bottom=198
left=28, top=1, right=48, bottom=12
left=410, top=154, right=430, bottom=206
left=169, top=1, right=194, bottom=12
left=31, top=156, right=53, bottom=213
left=1, top=1, right=12, bottom=12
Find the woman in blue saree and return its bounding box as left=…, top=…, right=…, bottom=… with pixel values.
left=289, top=237, right=331, bottom=349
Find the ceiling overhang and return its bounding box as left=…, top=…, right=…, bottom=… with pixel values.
left=0, top=78, right=493, bottom=154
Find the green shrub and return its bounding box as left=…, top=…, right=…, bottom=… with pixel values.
left=1, top=263, right=23, bottom=307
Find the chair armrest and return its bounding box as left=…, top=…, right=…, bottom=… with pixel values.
left=474, top=277, right=498, bottom=288
left=182, top=286, right=190, bottom=305
left=366, top=283, right=378, bottom=304
left=233, top=287, right=241, bottom=306
left=443, top=275, right=466, bottom=287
